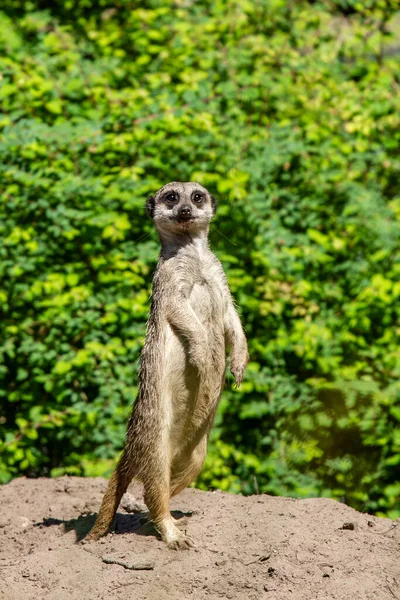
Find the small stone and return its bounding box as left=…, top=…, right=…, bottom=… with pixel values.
left=341, top=522, right=356, bottom=531
left=16, top=516, right=31, bottom=529
left=121, top=493, right=144, bottom=513
left=259, top=554, right=271, bottom=562
left=0, top=519, right=11, bottom=529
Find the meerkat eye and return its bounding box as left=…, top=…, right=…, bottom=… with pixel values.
left=165, top=192, right=178, bottom=203
left=193, top=192, right=204, bottom=203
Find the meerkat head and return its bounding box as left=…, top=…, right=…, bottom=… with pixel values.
left=146, top=181, right=217, bottom=237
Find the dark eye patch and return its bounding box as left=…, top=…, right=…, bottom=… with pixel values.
left=192, top=191, right=204, bottom=203
left=164, top=191, right=179, bottom=203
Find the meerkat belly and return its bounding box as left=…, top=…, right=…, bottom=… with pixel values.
left=162, top=281, right=226, bottom=449
left=162, top=325, right=198, bottom=445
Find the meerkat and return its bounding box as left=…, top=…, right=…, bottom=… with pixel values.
left=86, top=181, right=249, bottom=548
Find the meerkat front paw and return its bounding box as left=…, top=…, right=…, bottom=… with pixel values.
left=230, top=364, right=245, bottom=387
left=230, top=353, right=248, bottom=387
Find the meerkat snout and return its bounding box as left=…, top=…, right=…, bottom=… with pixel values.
left=178, top=205, right=192, bottom=220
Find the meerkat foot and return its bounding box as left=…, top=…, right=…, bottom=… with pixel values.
left=167, top=535, right=193, bottom=550
left=156, top=516, right=193, bottom=549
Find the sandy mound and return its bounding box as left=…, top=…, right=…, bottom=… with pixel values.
left=0, top=476, right=399, bottom=600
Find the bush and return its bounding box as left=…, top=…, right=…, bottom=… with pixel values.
left=0, top=0, right=399, bottom=518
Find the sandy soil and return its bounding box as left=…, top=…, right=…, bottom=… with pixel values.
left=0, top=476, right=399, bottom=600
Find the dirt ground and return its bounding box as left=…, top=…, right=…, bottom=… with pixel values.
left=0, top=476, right=399, bottom=600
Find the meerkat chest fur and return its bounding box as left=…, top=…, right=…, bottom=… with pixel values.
left=182, top=245, right=225, bottom=326
left=154, top=244, right=227, bottom=433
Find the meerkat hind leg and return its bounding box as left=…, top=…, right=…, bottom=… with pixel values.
left=86, top=455, right=134, bottom=541
left=144, top=477, right=193, bottom=549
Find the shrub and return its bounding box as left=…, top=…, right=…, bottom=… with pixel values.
left=0, top=0, right=399, bottom=517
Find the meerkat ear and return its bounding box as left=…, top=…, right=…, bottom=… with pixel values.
left=146, top=195, right=155, bottom=218
left=210, top=195, right=217, bottom=216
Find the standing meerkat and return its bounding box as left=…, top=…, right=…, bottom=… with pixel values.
left=86, top=181, right=249, bottom=548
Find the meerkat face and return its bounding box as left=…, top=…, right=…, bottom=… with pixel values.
left=146, top=181, right=217, bottom=236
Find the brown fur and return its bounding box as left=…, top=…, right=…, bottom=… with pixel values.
left=86, top=182, right=249, bottom=548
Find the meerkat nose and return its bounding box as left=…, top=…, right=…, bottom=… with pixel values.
left=179, top=205, right=192, bottom=219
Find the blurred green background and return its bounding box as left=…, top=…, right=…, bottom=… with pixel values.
left=0, top=0, right=399, bottom=518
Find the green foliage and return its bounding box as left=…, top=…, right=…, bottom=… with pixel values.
left=1, top=0, right=399, bottom=518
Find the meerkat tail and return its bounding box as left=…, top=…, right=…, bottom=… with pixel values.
left=86, top=453, right=135, bottom=541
